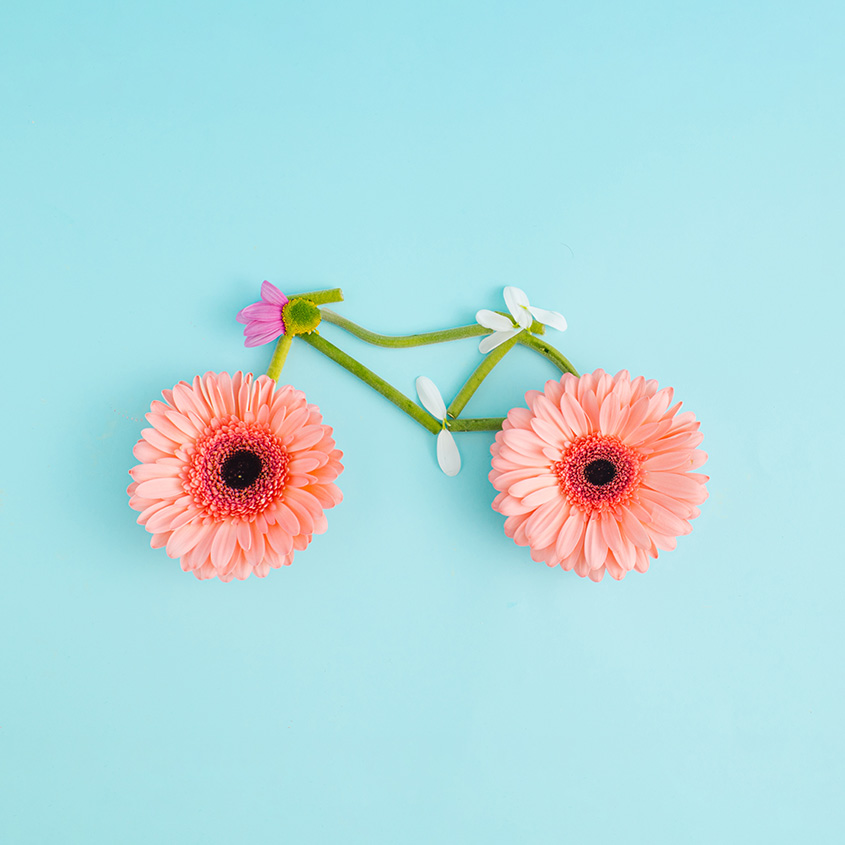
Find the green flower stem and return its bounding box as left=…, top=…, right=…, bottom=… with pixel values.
left=447, top=334, right=520, bottom=418
left=300, top=288, right=344, bottom=305
left=449, top=417, right=505, bottom=432
left=298, top=333, right=509, bottom=434
left=320, top=307, right=577, bottom=375
left=518, top=333, right=579, bottom=376
left=266, top=333, right=293, bottom=381
left=320, top=308, right=487, bottom=347
left=298, top=333, right=441, bottom=434
left=268, top=301, right=577, bottom=432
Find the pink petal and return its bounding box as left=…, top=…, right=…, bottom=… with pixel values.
left=260, top=280, right=288, bottom=306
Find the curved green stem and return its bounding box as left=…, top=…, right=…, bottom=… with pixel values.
left=266, top=333, right=293, bottom=381
left=518, top=333, right=579, bottom=376
left=447, top=335, right=520, bottom=418
left=321, top=308, right=577, bottom=375
left=265, top=298, right=577, bottom=432
left=298, top=333, right=440, bottom=434
left=298, top=333, right=510, bottom=434
left=320, top=309, right=487, bottom=347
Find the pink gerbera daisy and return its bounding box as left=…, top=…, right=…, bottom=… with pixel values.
left=489, top=369, right=708, bottom=581
left=128, top=371, right=343, bottom=581
left=236, top=281, right=289, bottom=347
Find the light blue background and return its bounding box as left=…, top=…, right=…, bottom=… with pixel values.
left=2, top=1, right=843, bottom=842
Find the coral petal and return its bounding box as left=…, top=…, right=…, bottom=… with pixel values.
left=584, top=517, right=608, bottom=570
left=166, top=521, right=206, bottom=558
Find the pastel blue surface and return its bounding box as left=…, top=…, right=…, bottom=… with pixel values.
left=2, top=2, right=843, bottom=842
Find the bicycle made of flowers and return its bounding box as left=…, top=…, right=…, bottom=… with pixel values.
left=128, top=284, right=707, bottom=583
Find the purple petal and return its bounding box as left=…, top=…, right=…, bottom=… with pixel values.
left=235, top=306, right=254, bottom=324
left=261, top=281, right=288, bottom=307
left=244, top=326, right=285, bottom=347
left=245, top=318, right=285, bottom=335
left=245, top=318, right=285, bottom=333
left=239, top=302, right=283, bottom=321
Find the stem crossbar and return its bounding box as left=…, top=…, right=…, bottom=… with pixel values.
left=264, top=290, right=579, bottom=435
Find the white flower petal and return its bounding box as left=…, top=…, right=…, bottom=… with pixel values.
left=436, top=429, right=461, bottom=476
left=416, top=376, right=447, bottom=419
left=528, top=305, right=567, bottom=332
left=503, top=286, right=533, bottom=328
left=515, top=309, right=533, bottom=330
left=476, top=309, right=513, bottom=331
left=478, top=328, right=521, bottom=354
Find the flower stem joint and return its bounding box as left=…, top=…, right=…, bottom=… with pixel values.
left=282, top=298, right=322, bottom=336
left=129, top=282, right=707, bottom=583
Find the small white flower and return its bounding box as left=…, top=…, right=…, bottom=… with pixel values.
left=415, top=376, right=461, bottom=477
left=476, top=286, right=567, bottom=353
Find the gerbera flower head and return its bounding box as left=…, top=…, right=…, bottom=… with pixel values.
left=489, top=369, right=708, bottom=581
left=236, top=281, right=322, bottom=347
left=128, top=371, right=343, bottom=581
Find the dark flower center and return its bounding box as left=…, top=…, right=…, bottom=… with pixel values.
left=584, top=458, right=617, bottom=486
left=221, top=450, right=263, bottom=489
left=553, top=433, right=644, bottom=514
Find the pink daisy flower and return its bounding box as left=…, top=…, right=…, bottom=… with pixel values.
left=489, top=369, right=708, bottom=582
left=236, top=281, right=289, bottom=347
left=127, top=371, right=343, bottom=581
